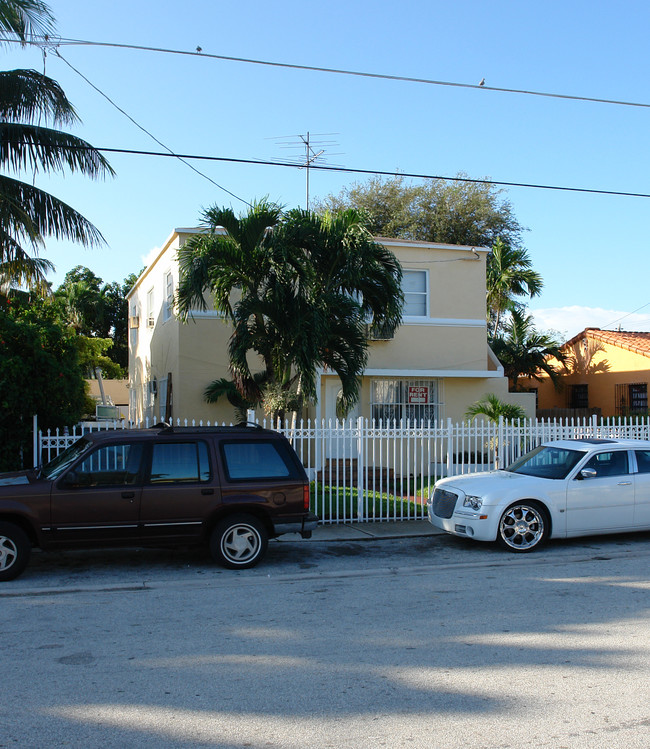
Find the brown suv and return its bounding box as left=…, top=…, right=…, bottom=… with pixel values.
left=0, top=424, right=318, bottom=581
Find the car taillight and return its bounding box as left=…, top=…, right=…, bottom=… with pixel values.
left=303, top=484, right=310, bottom=510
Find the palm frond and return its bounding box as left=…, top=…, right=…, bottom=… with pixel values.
left=0, top=122, right=113, bottom=176
left=0, top=69, right=77, bottom=125
left=0, top=250, right=52, bottom=290
left=0, top=0, right=55, bottom=43
left=0, top=174, right=105, bottom=247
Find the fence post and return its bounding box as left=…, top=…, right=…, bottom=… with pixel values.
left=32, top=414, right=39, bottom=468
left=357, top=416, right=365, bottom=521
left=591, top=413, right=598, bottom=438
left=497, top=415, right=504, bottom=469
left=446, top=418, right=453, bottom=477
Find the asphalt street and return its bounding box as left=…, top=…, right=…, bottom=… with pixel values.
left=2, top=527, right=650, bottom=748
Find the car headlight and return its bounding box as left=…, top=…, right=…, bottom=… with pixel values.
left=463, top=495, right=483, bottom=511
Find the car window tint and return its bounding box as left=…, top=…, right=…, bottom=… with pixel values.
left=74, top=443, right=143, bottom=487
left=583, top=450, right=629, bottom=477
left=222, top=441, right=292, bottom=480
left=150, top=441, right=210, bottom=483
left=635, top=450, right=650, bottom=474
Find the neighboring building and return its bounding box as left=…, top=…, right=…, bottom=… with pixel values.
left=85, top=378, right=129, bottom=420
left=126, top=228, right=534, bottom=424
left=521, top=328, right=650, bottom=418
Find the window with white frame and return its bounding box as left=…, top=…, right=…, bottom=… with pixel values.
left=371, top=378, right=442, bottom=424
left=129, top=302, right=138, bottom=347
left=402, top=270, right=428, bottom=317
left=146, top=288, right=155, bottom=328
left=163, top=271, right=173, bottom=322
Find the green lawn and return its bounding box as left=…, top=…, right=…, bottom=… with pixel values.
left=310, top=481, right=429, bottom=521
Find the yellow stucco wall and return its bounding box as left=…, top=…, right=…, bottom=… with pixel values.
left=128, top=230, right=534, bottom=423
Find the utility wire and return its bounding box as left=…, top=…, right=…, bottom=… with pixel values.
left=602, top=302, right=650, bottom=329
left=53, top=49, right=250, bottom=206
left=60, top=145, right=650, bottom=199
left=17, top=35, right=650, bottom=111
left=24, top=39, right=650, bottom=201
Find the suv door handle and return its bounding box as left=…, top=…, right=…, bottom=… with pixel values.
left=618, top=481, right=632, bottom=486
left=122, top=491, right=135, bottom=499
left=201, top=488, right=214, bottom=495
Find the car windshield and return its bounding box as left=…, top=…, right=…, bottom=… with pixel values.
left=40, top=437, right=92, bottom=480
left=505, top=445, right=584, bottom=480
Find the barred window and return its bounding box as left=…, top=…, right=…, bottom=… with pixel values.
left=371, top=379, right=442, bottom=424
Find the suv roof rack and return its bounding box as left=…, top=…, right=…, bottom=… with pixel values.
left=235, top=421, right=264, bottom=429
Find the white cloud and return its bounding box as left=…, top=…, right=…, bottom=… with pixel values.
left=529, top=306, right=650, bottom=342
left=141, top=246, right=162, bottom=270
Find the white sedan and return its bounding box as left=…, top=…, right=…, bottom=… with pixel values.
left=428, top=438, right=650, bottom=552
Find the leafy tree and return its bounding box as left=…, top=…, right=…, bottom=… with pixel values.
left=491, top=310, right=566, bottom=392
left=177, top=201, right=403, bottom=420
left=465, top=393, right=527, bottom=422
left=74, top=335, right=123, bottom=379
left=0, top=295, right=86, bottom=470
left=486, top=238, right=543, bottom=336
left=313, top=174, right=525, bottom=249
left=53, top=266, right=137, bottom=372
left=0, top=0, right=113, bottom=290
left=314, top=176, right=544, bottom=335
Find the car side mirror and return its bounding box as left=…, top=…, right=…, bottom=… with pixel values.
left=579, top=467, right=597, bottom=480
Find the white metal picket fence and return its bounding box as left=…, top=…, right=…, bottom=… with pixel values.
left=36, top=414, right=650, bottom=524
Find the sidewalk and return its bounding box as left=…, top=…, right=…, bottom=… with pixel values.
left=302, top=519, right=441, bottom=542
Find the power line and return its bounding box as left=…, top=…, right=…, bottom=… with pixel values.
left=53, top=49, right=250, bottom=206
left=602, top=302, right=650, bottom=329
left=18, top=35, right=650, bottom=111
left=62, top=145, right=650, bottom=200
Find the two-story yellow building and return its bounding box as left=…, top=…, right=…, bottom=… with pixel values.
left=126, top=228, right=533, bottom=424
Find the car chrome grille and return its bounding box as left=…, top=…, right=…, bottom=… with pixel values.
left=432, top=488, right=458, bottom=519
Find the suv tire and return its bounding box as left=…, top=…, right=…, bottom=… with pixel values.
left=210, top=514, right=268, bottom=569
left=0, top=522, right=31, bottom=581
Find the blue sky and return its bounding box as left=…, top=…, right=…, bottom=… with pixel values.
left=4, top=0, right=650, bottom=340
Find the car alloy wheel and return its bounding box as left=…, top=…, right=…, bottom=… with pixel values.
left=210, top=514, right=268, bottom=569
left=498, top=502, right=548, bottom=552
left=0, top=522, right=31, bottom=581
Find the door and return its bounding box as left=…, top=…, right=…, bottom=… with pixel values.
left=139, top=439, right=216, bottom=541
left=565, top=450, right=634, bottom=533
left=632, top=449, right=650, bottom=527
left=50, top=442, right=144, bottom=544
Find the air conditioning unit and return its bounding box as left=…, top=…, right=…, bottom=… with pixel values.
left=96, top=404, right=121, bottom=421
left=365, top=322, right=394, bottom=341
left=129, top=316, right=140, bottom=328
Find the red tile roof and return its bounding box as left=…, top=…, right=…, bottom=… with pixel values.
left=564, top=328, right=650, bottom=358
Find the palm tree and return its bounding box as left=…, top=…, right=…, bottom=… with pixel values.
left=0, top=0, right=114, bottom=290
left=177, top=203, right=403, bottom=419
left=491, top=310, right=565, bottom=392
left=465, top=393, right=526, bottom=422
left=268, top=207, right=403, bottom=413
left=204, top=374, right=267, bottom=423
left=176, top=198, right=284, bottom=399
left=486, top=238, right=542, bottom=336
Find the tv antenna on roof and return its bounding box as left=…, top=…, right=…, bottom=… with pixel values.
left=266, top=132, right=343, bottom=210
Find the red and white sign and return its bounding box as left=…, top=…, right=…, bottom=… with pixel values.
left=408, top=386, right=429, bottom=404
